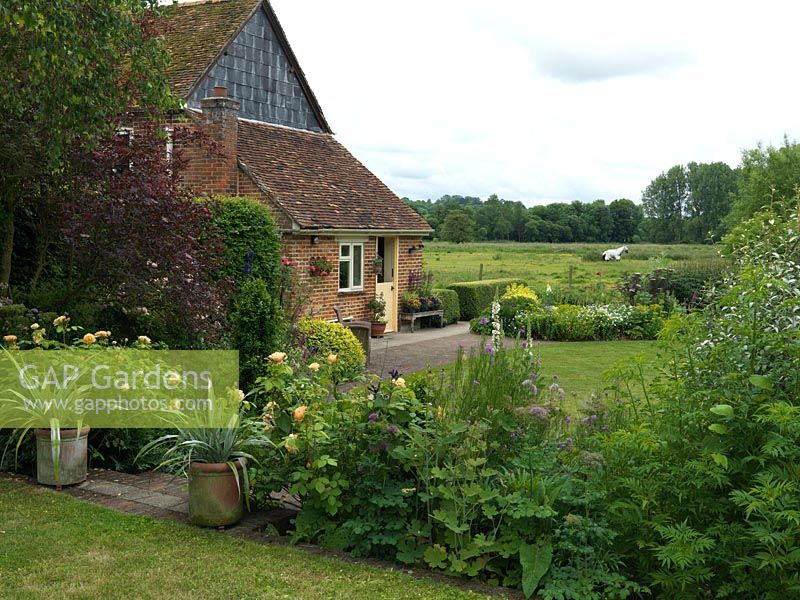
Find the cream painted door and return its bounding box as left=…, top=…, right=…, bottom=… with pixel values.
left=376, top=236, right=398, bottom=332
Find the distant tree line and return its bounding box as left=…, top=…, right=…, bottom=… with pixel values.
left=404, top=138, right=800, bottom=244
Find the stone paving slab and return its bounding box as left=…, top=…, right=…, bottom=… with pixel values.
left=368, top=328, right=481, bottom=377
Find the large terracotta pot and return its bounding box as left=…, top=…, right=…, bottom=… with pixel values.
left=34, top=427, right=90, bottom=489
left=188, top=460, right=245, bottom=527
left=371, top=322, right=387, bottom=338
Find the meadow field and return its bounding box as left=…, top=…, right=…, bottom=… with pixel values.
left=423, top=241, right=719, bottom=288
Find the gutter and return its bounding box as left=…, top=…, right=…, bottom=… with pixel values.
left=286, top=228, right=433, bottom=236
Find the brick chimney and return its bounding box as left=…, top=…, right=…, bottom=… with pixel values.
left=196, top=86, right=240, bottom=195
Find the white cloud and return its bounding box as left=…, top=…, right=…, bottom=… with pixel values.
left=271, top=0, right=800, bottom=205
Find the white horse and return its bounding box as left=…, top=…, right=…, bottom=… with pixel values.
left=602, top=245, right=629, bottom=261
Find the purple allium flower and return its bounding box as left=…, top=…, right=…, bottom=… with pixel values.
left=566, top=437, right=574, bottom=445
left=521, top=340, right=528, bottom=348
left=558, top=443, right=568, bottom=451
left=387, top=425, right=398, bottom=434
left=564, top=417, right=572, bottom=425
left=530, top=373, right=539, bottom=380
left=479, top=317, right=489, bottom=325
left=369, top=412, right=379, bottom=423
left=484, top=345, right=495, bottom=355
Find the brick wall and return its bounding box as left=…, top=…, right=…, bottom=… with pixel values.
left=281, top=234, right=378, bottom=322
left=179, top=96, right=240, bottom=196
left=397, top=237, right=424, bottom=301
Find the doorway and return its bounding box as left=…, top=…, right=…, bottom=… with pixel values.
left=375, top=236, right=398, bottom=332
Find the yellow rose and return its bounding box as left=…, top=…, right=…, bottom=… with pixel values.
left=393, top=377, right=406, bottom=389
left=308, top=362, right=320, bottom=372
left=268, top=351, right=287, bottom=364
left=82, top=333, right=96, bottom=345
left=30, top=323, right=40, bottom=330
left=137, top=335, right=151, bottom=345
left=2, top=335, right=17, bottom=343
left=53, top=315, right=69, bottom=327
left=326, top=354, right=338, bottom=364
left=95, top=330, right=111, bottom=339
left=293, top=406, right=307, bottom=422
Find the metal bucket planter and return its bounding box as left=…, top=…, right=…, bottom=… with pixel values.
left=188, top=460, right=245, bottom=527
left=34, top=427, right=90, bottom=489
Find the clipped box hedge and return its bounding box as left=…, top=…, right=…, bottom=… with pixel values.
left=447, top=278, right=525, bottom=320
left=432, top=289, right=460, bottom=324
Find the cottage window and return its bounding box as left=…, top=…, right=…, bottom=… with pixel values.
left=339, top=242, right=363, bottom=292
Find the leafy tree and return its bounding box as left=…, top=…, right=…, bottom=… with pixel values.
left=584, top=200, right=614, bottom=242
left=0, top=0, right=174, bottom=287
left=609, top=198, right=643, bottom=242
left=61, top=123, right=228, bottom=345
left=439, top=209, right=476, bottom=243
left=684, top=161, right=737, bottom=243
left=641, top=165, right=688, bottom=243
left=725, top=138, right=800, bottom=228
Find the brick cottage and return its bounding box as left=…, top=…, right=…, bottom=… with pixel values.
left=149, top=0, right=432, bottom=331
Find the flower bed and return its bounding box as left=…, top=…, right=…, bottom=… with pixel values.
left=469, top=283, right=666, bottom=341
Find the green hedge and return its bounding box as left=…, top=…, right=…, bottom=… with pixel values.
left=204, top=196, right=281, bottom=289
left=447, top=278, right=525, bottom=320
left=432, top=289, right=460, bottom=324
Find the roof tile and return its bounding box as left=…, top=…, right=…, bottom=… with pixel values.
left=237, top=120, right=431, bottom=232
left=161, top=0, right=260, bottom=98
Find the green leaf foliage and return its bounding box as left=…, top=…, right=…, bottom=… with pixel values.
left=432, top=288, right=460, bottom=324
left=447, top=278, right=524, bottom=320
left=520, top=539, right=553, bottom=598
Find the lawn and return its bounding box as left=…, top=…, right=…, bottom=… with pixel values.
left=408, top=339, right=663, bottom=412
left=531, top=340, right=662, bottom=404
left=0, top=479, right=495, bottom=600
left=423, top=241, right=718, bottom=288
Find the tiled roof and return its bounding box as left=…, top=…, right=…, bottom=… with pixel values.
left=237, top=120, right=432, bottom=232
left=161, top=0, right=260, bottom=98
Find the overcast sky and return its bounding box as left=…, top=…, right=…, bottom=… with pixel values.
left=269, top=0, right=800, bottom=206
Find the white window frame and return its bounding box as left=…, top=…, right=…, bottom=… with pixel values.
left=338, top=241, right=364, bottom=292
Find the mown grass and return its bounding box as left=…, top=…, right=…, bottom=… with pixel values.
left=532, top=340, right=661, bottom=404
left=408, top=340, right=663, bottom=413
left=0, top=479, right=494, bottom=600
left=423, top=241, right=719, bottom=288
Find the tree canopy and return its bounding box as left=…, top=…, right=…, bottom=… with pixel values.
left=0, top=0, right=175, bottom=287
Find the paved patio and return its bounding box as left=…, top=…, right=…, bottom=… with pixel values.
left=368, top=321, right=484, bottom=379
left=42, top=468, right=298, bottom=536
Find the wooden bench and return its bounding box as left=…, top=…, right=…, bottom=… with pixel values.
left=399, top=310, right=444, bottom=333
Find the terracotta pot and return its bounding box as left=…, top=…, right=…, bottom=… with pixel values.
left=371, top=322, right=387, bottom=338
left=34, top=427, right=90, bottom=489
left=188, top=460, right=245, bottom=527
